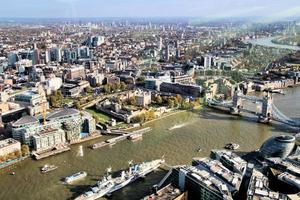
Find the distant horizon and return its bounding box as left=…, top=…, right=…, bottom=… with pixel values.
left=0, top=0, right=300, bottom=22
left=0, top=16, right=299, bottom=24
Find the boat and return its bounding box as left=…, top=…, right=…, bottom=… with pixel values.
left=74, top=175, right=114, bottom=200
left=109, top=158, right=165, bottom=194
left=64, top=171, right=87, bottom=184
left=128, top=133, right=142, bottom=141
left=74, top=158, right=165, bottom=200
left=40, top=164, right=58, bottom=173
left=225, top=143, right=240, bottom=150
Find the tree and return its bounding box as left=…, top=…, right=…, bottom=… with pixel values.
left=115, top=83, right=121, bottom=90
left=86, top=86, right=93, bottom=93
left=104, top=83, right=112, bottom=93
left=167, top=99, right=174, bottom=108
left=136, top=76, right=145, bottom=83
left=155, top=95, right=162, bottom=104
left=173, top=98, right=179, bottom=107
left=120, top=82, right=127, bottom=91
left=74, top=101, right=82, bottom=110
left=129, top=96, right=136, bottom=106
left=14, top=150, right=21, bottom=158
left=0, top=156, right=6, bottom=162
left=21, top=145, right=30, bottom=156
left=176, top=94, right=183, bottom=104
left=181, top=101, right=190, bottom=110
left=7, top=153, right=16, bottom=160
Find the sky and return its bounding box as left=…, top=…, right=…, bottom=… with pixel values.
left=0, top=0, right=300, bottom=20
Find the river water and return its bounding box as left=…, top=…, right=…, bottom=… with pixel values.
left=0, top=88, right=299, bottom=200
left=245, top=36, right=300, bottom=51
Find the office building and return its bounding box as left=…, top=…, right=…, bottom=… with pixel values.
left=0, top=138, right=21, bottom=157
left=32, top=128, right=66, bottom=152
left=260, top=135, right=296, bottom=159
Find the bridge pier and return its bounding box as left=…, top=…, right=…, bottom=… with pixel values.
left=230, top=89, right=243, bottom=115
left=258, top=93, right=273, bottom=124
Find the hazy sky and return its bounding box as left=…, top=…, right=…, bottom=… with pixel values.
left=0, top=0, right=300, bottom=20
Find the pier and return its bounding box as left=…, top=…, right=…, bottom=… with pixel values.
left=32, top=145, right=71, bottom=160
left=91, top=127, right=152, bottom=149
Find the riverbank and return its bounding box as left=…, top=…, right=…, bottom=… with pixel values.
left=244, top=36, right=300, bottom=51
left=271, top=36, right=300, bottom=47
left=0, top=156, right=27, bottom=170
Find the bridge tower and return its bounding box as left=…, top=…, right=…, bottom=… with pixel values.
left=230, top=89, right=243, bottom=115
left=259, top=92, right=273, bottom=123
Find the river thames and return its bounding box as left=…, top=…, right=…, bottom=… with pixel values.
left=0, top=88, right=299, bottom=200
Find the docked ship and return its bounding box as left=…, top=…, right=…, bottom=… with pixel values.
left=40, top=164, right=58, bottom=173
left=74, top=175, right=114, bottom=200
left=109, top=158, right=165, bottom=194
left=65, top=171, right=87, bottom=184
left=74, top=158, right=165, bottom=200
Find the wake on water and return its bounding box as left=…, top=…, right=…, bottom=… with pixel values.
left=168, top=123, right=188, bottom=130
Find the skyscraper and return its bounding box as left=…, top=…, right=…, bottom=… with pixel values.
left=166, top=44, right=170, bottom=61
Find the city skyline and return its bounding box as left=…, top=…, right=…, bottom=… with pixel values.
left=0, top=0, right=300, bottom=21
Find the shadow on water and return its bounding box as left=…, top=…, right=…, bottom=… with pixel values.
left=67, top=169, right=167, bottom=200
left=110, top=170, right=167, bottom=200
left=68, top=184, right=92, bottom=200
left=68, top=170, right=167, bottom=200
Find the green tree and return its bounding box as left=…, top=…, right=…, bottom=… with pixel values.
left=155, top=95, right=162, bottom=104
left=120, top=82, right=127, bottom=91
left=129, top=96, right=136, bottom=106
left=167, top=99, right=174, bottom=108
left=104, top=84, right=112, bottom=93
left=136, top=76, right=145, bottom=83
left=86, top=86, right=93, bottom=93
left=21, top=145, right=30, bottom=157
left=74, top=101, right=82, bottom=110
left=115, top=83, right=121, bottom=90
left=173, top=98, right=179, bottom=107
left=176, top=94, right=183, bottom=104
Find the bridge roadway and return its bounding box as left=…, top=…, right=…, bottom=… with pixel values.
left=206, top=97, right=300, bottom=128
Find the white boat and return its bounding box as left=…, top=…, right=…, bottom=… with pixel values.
left=225, top=143, right=240, bottom=150
left=65, top=171, right=87, bottom=184
left=40, top=164, right=58, bottom=173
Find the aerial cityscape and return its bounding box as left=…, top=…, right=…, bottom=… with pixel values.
left=0, top=0, right=300, bottom=200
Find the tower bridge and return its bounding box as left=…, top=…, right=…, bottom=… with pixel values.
left=206, top=90, right=300, bottom=127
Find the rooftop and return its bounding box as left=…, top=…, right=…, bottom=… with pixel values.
left=0, top=138, right=20, bottom=149
left=13, top=115, right=39, bottom=127
left=47, top=108, right=80, bottom=120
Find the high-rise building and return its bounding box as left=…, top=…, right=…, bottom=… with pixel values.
left=166, top=44, right=170, bottom=61
left=204, top=56, right=212, bottom=69
left=8, top=52, right=18, bottom=67
left=158, top=37, right=163, bottom=51
left=45, top=49, right=50, bottom=64
left=32, top=49, right=40, bottom=65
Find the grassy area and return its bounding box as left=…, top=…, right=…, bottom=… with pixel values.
left=85, top=108, right=111, bottom=123
left=62, top=98, right=73, bottom=104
